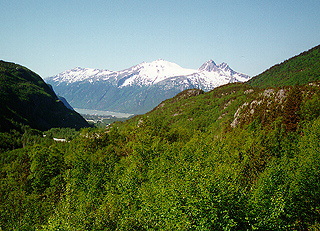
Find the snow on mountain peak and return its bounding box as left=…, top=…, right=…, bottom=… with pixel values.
left=218, top=62, right=229, bottom=69
left=46, top=59, right=252, bottom=115
left=199, top=60, right=218, bottom=72
left=120, top=60, right=197, bottom=87
left=47, top=59, right=251, bottom=88
left=50, top=67, right=114, bottom=83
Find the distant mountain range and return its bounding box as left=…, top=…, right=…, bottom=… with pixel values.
left=46, top=59, right=250, bottom=114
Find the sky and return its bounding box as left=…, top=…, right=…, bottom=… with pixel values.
left=1, top=0, right=320, bottom=78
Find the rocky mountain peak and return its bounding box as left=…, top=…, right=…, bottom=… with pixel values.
left=46, top=59, right=251, bottom=114
left=217, top=62, right=230, bottom=69
left=199, top=60, right=218, bottom=72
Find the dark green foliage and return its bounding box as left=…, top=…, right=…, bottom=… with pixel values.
left=282, top=86, right=302, bottom=132
left=0, top=81, right=318, bottom=230
left=248, top=44, right=320, bottom=88
left=44, top=127, right=79, bottom=141
left=0, top=60, right=89, bottom=132
left=0, top=145, right=66, bottom=230
left=0, top=130, right=21, bottom=152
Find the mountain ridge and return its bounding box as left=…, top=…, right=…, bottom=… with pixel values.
left=47, top=59, right=250, bottom=86
left=248, top=44, right=320, bottom=88
left=46, top=59, right=250, bottom=114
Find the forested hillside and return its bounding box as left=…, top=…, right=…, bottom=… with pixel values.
left=248, top=45, right=320, bottom=88
left=0, top=60, right=89, bottom=132
left=0, top=46, right=319, bottom=230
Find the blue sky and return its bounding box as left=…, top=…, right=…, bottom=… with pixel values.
left=1, top=0, right=319, bottom=77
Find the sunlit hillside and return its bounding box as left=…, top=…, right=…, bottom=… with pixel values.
left=0, top=45, right=319, bottom=230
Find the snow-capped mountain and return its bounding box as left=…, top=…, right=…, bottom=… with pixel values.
left=51, top=67, right=115, bottom=83
left=116, top=60, right=197, bottom=87
left=46, top=59, right=250, bottom=114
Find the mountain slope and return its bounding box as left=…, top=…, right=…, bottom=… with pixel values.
left=124, top=81, right=319, bottom=136
left=248, top=44, right=320, bottom=88
left=46, top=59, right=250, bottom=114
left=1, top=46, right=319, bottom=230
left=0, top=60, right=90, bottom=131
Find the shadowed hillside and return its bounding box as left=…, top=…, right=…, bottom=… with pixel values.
left=0, top=60, right=89, bottom=131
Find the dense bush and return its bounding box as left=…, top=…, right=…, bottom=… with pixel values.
left=248, top=45, right=320, bottom=88
left=0, top=80, right=319, bottom=230
left=0, top=46, right=319, bottom=230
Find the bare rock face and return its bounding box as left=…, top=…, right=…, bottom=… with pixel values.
left=229, top=86, right=312, bottom=130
